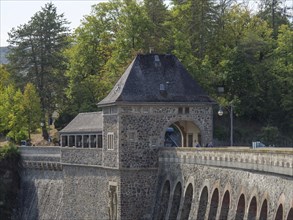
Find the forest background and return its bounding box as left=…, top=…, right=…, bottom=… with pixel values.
left=0, top=0, right=292, bottom=146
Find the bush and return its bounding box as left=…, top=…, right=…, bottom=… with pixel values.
left=0, top=143, right=20, bottom=161
left=259, top=126, right=279, bottom=146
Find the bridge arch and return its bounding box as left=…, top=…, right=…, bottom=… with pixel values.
left=235, top=193, right=246, bottom=220
left=259, top=199, right=268, bottom=220
left=219, top=190, right=231, bottom=220
left=258, top=192, right=269, bottom=220
left=157, top=179, right=171, bottom=220
left=274, top=194, right=286, bottom=220
left=247, top=196, right=258, bottom=220
left=159, top=115, right=206, bottom=147
left=208, top=187, right=219, bottom=220
left=180, top=183, right=194, bottom=220
left=274, top=204, right=283, bottom=220
left=286, top=207, right=293, bottom=220
left=169, top=181, right=183, bottom=220
left=197, top=185, right=209, bottom=220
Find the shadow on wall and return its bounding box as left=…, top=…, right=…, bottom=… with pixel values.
left=14, top=169, right=63, bottom=220
left=0, top=156, right=21, bottom=219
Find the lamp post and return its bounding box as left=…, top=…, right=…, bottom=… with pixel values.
left=217, top=86, right=234, bottom=147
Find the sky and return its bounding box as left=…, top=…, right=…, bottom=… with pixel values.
left=0, top=0, right=108, bottom=47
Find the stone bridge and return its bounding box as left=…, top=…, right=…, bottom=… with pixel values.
left=154, top=148, right=293, bottom=220
left=18, top=146, right=293, bottom=220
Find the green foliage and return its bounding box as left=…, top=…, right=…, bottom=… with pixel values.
left=0, top=143, right=20, bottom=220
left=3, top=0, right=292, bottom=141
left=7, top=2, right=70, bottom=140
left=0, top=143, right=20, bottom=161
left=259, top=126, right=279, bottom=145
left=22, top=83, right=42, bottom=139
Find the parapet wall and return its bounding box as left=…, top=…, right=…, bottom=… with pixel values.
left=159, top=147, right=293, bottom=176
left=20, top=146, right=62, bottom=170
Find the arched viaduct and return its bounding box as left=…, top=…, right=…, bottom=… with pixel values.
left=153, top=148, right=293, bottom=220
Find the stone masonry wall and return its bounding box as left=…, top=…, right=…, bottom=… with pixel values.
left=120, top=169, right=158, bottom=220
left=61, top=148, right=102, bottom=166
left=61, top=165, right=120, bottom=220
left=119, top=104, right=213, bottom=169
left=103, top=114, right=119, bottom=168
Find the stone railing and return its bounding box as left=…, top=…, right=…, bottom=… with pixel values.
left=20, top=146, right=62, bottom=170
left=159, top=147, right=293, bottom=177
left=20, top=146, right=104, bottom=169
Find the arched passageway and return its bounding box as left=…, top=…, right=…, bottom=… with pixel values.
left=248, top=196, right=257, bottom=220
left=287, top=208, right=293, bottom=220
left=164, top=121, right=201, bottom=147
left=197, top=186, right=208, bottom=220
left=158, top=180, right=171, bottom=220
left=169, top=182, right=182, bottom=220
left=208, top=188, right=219, bottom=220
left=219, top=190, right=230, bottom=220
left=235, top=194, right=245, bottom=220
left=180, top=183, right=193, bottom=220
left=275, top=204, right=283, bottom=220
left=259, top=199, right=268, bottom=220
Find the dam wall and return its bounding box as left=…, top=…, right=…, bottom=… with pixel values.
left=18, top=146, right=293, bottom=220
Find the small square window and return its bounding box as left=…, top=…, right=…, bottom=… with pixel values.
left=128, top=131, right=137, bottom=142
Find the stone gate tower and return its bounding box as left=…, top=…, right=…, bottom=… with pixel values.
left=97, top=54, right=214, bottom=219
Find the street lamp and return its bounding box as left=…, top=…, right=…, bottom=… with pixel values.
left=217, top=86, right=234, bottom=147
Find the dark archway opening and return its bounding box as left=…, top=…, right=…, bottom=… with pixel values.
left=287, top=208, right=293, bottom=220
left=158, top=180, right=171, bottom=220
left=197, top=186, right=208, bottom=220
left=208, top=188, right=219, bottom=220
left=259, top=199, right=268, bottom=220
left=180, top=184, right=193, bottom=220
left=275, top=204, right=283, bottom=220
left=169, top=182, right=182, bottom=220
left=219, top=190, right=230, bottom=220
left=164, top=121, right=201, bottom=147
left=235, top=194, right=245, bottom=220
left=164, top=124, right=182, bottom=147
left=248, top=196, right=257, bottom=220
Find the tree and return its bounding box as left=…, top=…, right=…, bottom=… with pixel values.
left=7, top=3, right=70, bottom=140
left=63, top=1, right=120, bottom=119
left=22, top=83, right=41, bottom=140
left=257, top=0, right=290, bottom=38
left=0, top=85, right=26, bottom=142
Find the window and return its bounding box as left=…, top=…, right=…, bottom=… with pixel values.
left=128, top=131, right=137, bottom=142
left=97, top=135, right=103, bottom=148
left=90, top=135, right=96, bottom=148
left=107, top=133, right=114, bottom=150
left=185, top=107, right=189, bottom=114
left=103, top=106, right=117, bottom=115
left=178, top=107, right=183, bottom=114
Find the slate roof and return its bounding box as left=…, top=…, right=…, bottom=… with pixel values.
left=98, top=54, right=214, bottom=106
left=59, top=112, right=102, bottom=134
